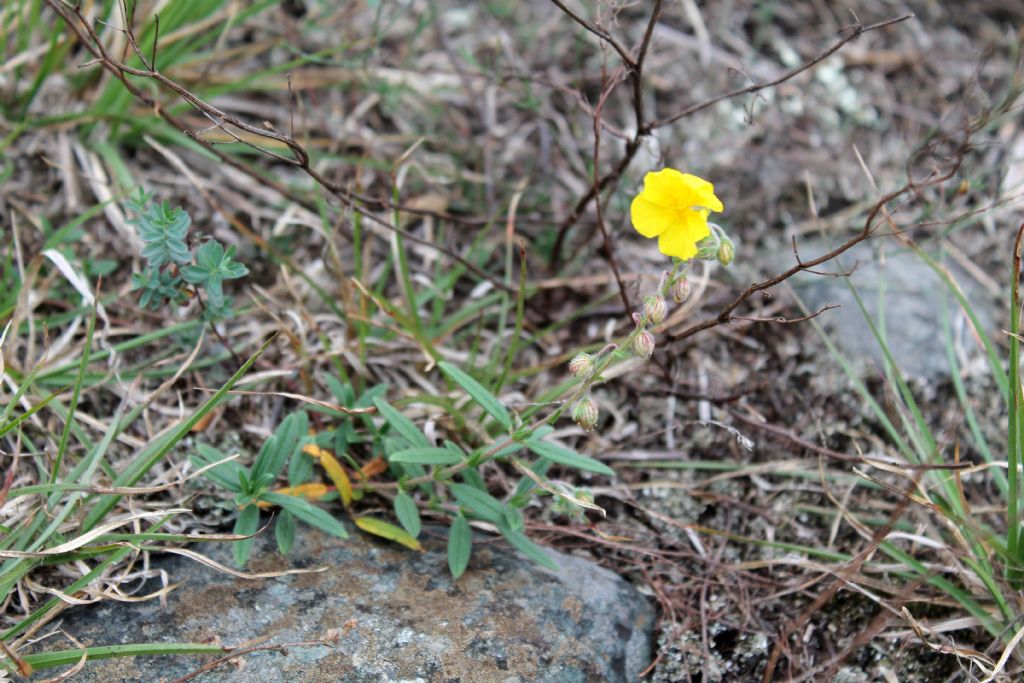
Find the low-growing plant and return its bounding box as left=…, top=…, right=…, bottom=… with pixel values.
left=189, top=168, right=737, bottom=578
left=125, top=188, right=249, bottom=322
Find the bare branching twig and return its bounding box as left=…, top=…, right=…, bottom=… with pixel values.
left=547, top=9, right=913, bottom=269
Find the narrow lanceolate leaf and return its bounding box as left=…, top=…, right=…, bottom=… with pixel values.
left=525, top=439, right=615, bottom=476
left=499, top=526, right=559, bottom=572
left=448, top=483, right=506, bottom=524
left=394, top=491, right=421, bottom=538
left=305, top=444, right=353, bottom=507
left=253, top=411, right=308, bottom=483
left=389, top=447, right=463, bottom=465
left=354, top=517, right=423, bottom=551
left=262, top=493, right=348, bottom=539
left=233, top=505, right=260, bottom=568
left=275, top=509, right=296, bottom=555
left=438, top=361, right=512, bottom=430
left=373, top=398, right=430, bottom=448
left=448, top=513, right=472, bottom=579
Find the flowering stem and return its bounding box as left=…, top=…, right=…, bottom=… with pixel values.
left=366, top=262, right=683, bottom=492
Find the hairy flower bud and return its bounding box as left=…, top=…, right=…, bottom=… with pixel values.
left=717, top=238, right=735, bottom=266
left=632, top=330, right=655, bottom=360
left=572, top=395, right=599, bottom=431
left=643, top=295, right=667, bottom=325
left=568, top=352, right=596, bottom=378
left=695, top=236, right=719, bottom=261
left=671, top=277, right=691, bottom=303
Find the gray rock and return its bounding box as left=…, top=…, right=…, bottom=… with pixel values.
left=29, top=526, right=654, bottom=682
left=778, top=239, right=997, bottom=379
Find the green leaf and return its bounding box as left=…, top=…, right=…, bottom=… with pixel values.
left=190, top=443, right=244, bottom=492
left=233, top=505, right=260, bottom=567
left=499, top=526, right=559, bottom=571
left=389, top=447, right=463, bottom=465
left=275, top=509, right=296, bottom=555
left=525, top=439, right=615, bottom=476
left=373, top=397, right=430, bottom=448
left=394, top=491, right=421, bottom=537
left=354, top=516, right=422, bottom=550
left=449, top=483, right=506, bottom=523
left=438, top=361, right=512, bottom=430
left=180, top=240, right=249, bottom=307
left=252, top=411, right=308, bottom=483
left=83, top=334, right=274, bottom=532
left=262, top=492, right=348, bottom=539
left=22, top=643, right=225, bottom=672
left=448, top=513, right=472, bottom=578
left=127, top=200, right=193, bottom=268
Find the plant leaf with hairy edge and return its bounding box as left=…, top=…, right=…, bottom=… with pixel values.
left=275, top=509, right=296, bottom=555
left=394, top=491, right=421, bottom=537
left=354, top=517, right=423, bottom=551
left=448, top=513, right=472, bottom=579
left=233, top=505, right=260, bottom=567
left=373, top=398, right=430, bottom=448
left=499, top=525, right=559, bottom=571
left=253, top=411, right=308, bottom=483
left=438, top=361, right=512, bottom=430
left=389, top=447, right=463, bottom=465
left=448, top=483, right=505, bottom=523
left=525, top=439, right=615, bottom=476
left=262, top=493, right=348, bottom=539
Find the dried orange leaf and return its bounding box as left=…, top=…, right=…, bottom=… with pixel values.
left=354, top=516, right=423, bottom=551
left=190, top=408, right=218, bottom=433
left=359, top=456, right=388, bottom=480
left=256, top=483, right=330, bottom=508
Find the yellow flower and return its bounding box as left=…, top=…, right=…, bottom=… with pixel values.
left=630, top=168, right=724, bottom=260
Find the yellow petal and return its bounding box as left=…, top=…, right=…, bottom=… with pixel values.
left=631, top=194, right=675, bottom=238
left=642, top=168, right=691, bottom=202
left=679, top=173, right=724, bottom=213
left=657, top=211, right=711, bottom=260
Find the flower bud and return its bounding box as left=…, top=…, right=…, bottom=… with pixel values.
left=695, top=236, right=719, bottom=260
left=568, top=352, right=596, bottom=378
left=632, top=330, right=655, bottom=360
left=643, top=295, right=667, bottom=325
left=717, top=239, right=735, bottom=266
left=572, top=395, right=599, bottom=431
left=671, top=277, right=691, bottom=304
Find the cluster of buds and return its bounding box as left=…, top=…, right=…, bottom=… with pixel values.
left=564, top=228, right=741, bottom=431
left=695, top=223, right=735, bottom=267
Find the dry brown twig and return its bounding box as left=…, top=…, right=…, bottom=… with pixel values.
left=546, top=6, right=914, bottom=270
